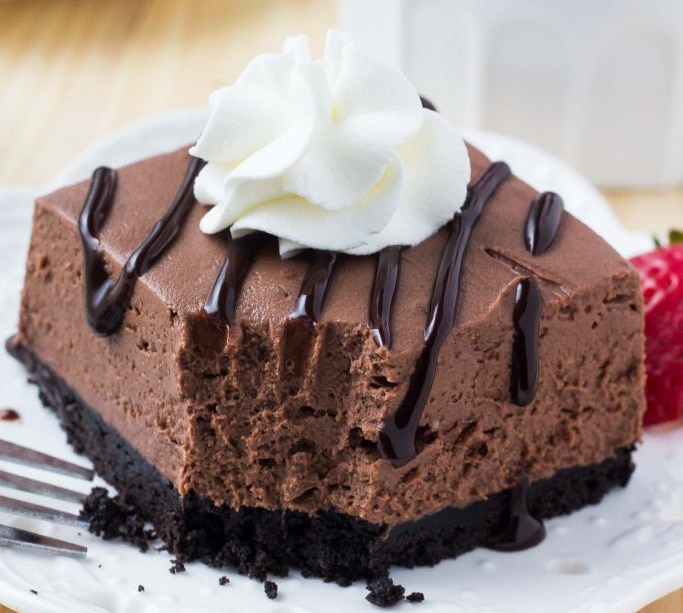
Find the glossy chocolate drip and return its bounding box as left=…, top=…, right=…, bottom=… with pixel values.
left=510, top=277, right=543, bottom=407
left=379, top=162, right=511, bottom=466
left=524, top=192, right=564, bottom=255
left=369, top=93, right=434, bottom=349
left=487, top=471, right=546, bottom=551
left=370, top=246, right=402, bottom=348
left=79, top=157, right=204, bottom=336
left=0, top=408, right=20, bottom=422
left=290, top=251, right=338, bottom=323
left=205, top=233, right=264, bottom=327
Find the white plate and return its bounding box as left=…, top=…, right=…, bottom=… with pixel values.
left=0, top=112, right=678, bottom=613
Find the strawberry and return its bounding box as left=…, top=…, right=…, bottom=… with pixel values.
left=630, top=234, right=683, bottom=425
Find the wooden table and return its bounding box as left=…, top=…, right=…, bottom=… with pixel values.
left=1, top=1, right=682, bottom=612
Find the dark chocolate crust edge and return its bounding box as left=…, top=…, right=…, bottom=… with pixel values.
left=9, top=340, right=635, bottom=583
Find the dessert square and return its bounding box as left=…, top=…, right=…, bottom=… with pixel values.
left=9, top=141, right=644, bottom=581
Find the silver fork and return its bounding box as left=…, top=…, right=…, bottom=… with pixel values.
left=0, top=439, right=95, bottom=559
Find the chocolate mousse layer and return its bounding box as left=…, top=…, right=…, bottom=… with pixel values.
left=12, top=145, right=644, bottom=534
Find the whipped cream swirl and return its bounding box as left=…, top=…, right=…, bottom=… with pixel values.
left=191, top=30, right=470, bottom=256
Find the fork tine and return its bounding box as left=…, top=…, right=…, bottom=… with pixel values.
left=0, top=470, right=86, bottom=504
left=0, top=439, right=94, bottom=481
left=0, top=494, right=88, bottom=528
left=0, top=523, right=86, bottom=559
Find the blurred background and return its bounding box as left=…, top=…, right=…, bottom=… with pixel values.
left=0, top=0, right=335, bottom=184
left=0, top=2, right=682, bottom=610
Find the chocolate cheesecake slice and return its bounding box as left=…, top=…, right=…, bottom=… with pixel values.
left=9, top=143, right=644, bottom=582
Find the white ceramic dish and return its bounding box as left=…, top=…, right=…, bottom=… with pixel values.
left=0, top=111, right=678, bottom=613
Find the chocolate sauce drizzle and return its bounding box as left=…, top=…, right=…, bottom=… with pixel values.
left=367, top=95, right=435, bottom=348
left=378, top=162, right=512, bottom=466
left=524, top=192, right=564, bottom=256
left=510, top=277, right=543, bottom=407
left=205, top=233, right=264, bottom=327
left=487, top=471, right=546, bottom=551
left=78, top=157, right=204, bottom=336
left=289, top=251, right=338, bottom=323
left=370, top=246, right=402, bottom=348
left=513, top=192, right=562, bottom=404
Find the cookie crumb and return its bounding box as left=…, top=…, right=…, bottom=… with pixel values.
left=264, top=580, right=278, bottom=600
left=169, top=556, right=187, bottom=574
left=137, top=584, right=145, bottom=592
left=407, top=592, right=424, bottom=603
left=366, top=576, right=405, bottom=607
left=0, top=408, right=20, bottom=421
left=80, top=487, right=155, bottom=553
left=219, top=576, right=230, bottom=586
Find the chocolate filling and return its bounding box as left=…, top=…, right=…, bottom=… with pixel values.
left=73, top=134, right=564, bottom=494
